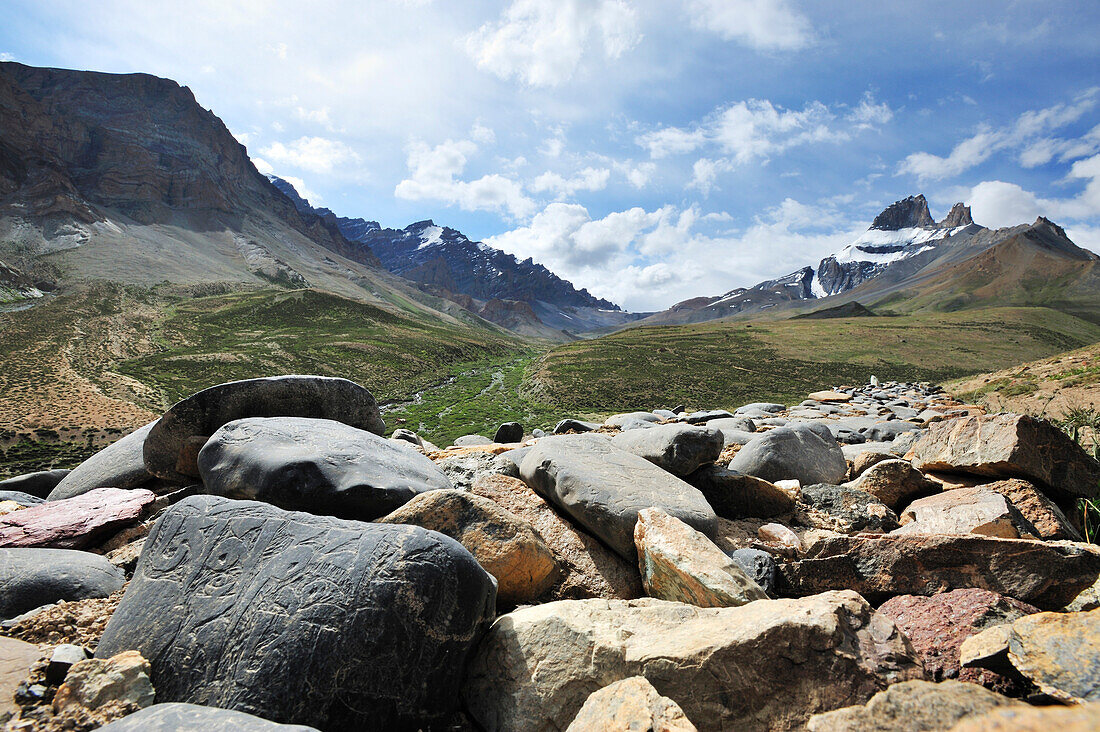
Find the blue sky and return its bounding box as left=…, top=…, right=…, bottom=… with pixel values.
left=3, top=0, right=1100, bottom=311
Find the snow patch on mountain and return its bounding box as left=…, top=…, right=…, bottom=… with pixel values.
left=417, top=225, right=444, bottom=249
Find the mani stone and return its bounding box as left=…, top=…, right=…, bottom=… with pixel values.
left=519, top=435, right=718, bottom=560
left=893, top=486, right=1038, bottom=539
left=95, top=495, right=496, bottom=731
left=780, top=534, right=1100, bottom=610
left=0, top=548, right=125, bottom=619
left=378, top=489, right=560, bottom=606
left=566, top=677, right=697, bottom=732
left=0, top=487, right=155, bottom=549
left=910, top=413, right=1100, bottom=507
left=685, top=465, right=793, bottom=519
left=96, top=703, right=321, bottom=731
left=463, top=590, right=923, bottom=732
left=0, top=469, right=71, bottom=499
left=144, top=376, right=385, bottom=483
left=633, top=508, right=767, bottom=608
left=960, top=608, right=1100, bottom=704
left=805, top=680, right=1022, bottom=732
left=611, top=423, right=723, bottom=476
left=197, top=417, right=451, bottom=520
left=49, top=422, right=158, bottom=501
left=728, top=423, right=847, bottom=486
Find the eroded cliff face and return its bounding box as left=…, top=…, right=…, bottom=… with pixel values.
left=0, top=62, right=378, bottom=266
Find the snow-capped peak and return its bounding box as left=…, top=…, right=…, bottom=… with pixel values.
left=416, top=225, right=444, bottom=249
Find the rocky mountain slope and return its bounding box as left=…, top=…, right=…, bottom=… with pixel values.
left=647, top=195, right=987, bottom=325
left=268, top=176, right=646, bottom=337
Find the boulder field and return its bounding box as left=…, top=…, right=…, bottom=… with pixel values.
left=1, top=374, right=1099, bottom=730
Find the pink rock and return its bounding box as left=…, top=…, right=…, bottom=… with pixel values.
left=0, top=487, right=155, bottom=549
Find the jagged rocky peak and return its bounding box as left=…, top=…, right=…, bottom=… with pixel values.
left=869, top=195, right=936, bottom=230
left=938, top=202, right=973, bottom=228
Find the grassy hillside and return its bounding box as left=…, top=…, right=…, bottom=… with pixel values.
left=0, top=284, right=526, bottom=476
left=526, top=307, right=1100, bottom=413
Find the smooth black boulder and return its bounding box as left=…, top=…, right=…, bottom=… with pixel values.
left=0, top=548, right=125, bottom=619
left=97, top=703, right=320, bottom=731
left=493, top=422, right=524, bottom=443
left=96, top=495, right=496, bottom=731
left=0, top=469, right=70, bottom=499
left=728, top=422, right=847, bottom=485
left=610, top=423, right=723, bottom=476
left=48, top=422, right=157, bottom=501
left=144, top=376, right=385, bottom=482
left=197, top=417, right=452, bottom=520
left=519, top=434, right=718, bottom=560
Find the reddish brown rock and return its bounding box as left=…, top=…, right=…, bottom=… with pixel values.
left=0, top=488, right=155, bottom=549
left=780, top=534, right=1100, bottom=609
left=878, top=589, right=1039, bottom=696
left=471, top=474, right=642, bottom=600
left=973, top=479, right=1080, bottom=540
left=911, top=414, right=1100, bottom=509
left=893, top=486, right=1037, bottom=539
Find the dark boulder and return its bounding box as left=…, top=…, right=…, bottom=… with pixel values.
left=685, top=465, right=793, bottom=519
left=728, top=423, right=847, bottom=485
left=197, top=417, right=451, bottom=520
left=0, top=491, right=45, bottom=506
left=49, top=422, right=157, bottom=501
left=0, top=547, right=125, bottom=619
left=493, top=422, right=524, bottom=444
left=96, top=495, right=496, bottom=731
left=0, top=469, right=70, bottom=499
left=610, top=423, right=723, bottom=476
left=144, top=376, right=385, bottom=483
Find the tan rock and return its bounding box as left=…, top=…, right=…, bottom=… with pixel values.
left=106, top=538, right=146, bottom=572
left=809, top=391, right=852, bottom=402
left=378, top=488, right=560, bottom=605
left=463, top=590, right=925, bottom=732
left=53, top=650, right=155, bottom=712
left=911, top=413, right=1100, bottom=508
left=634, top=508, right=767, bottom=608
left=758, top=522, right=803, bottom=551
left=960, top=608, right=1100, bottom=703
left=0, top=500, right=25, bottom=516
left=471, top=474, right=642, bottom=600
left=850, top=452, right=896, bottom=479
left=973, top=479, right=1081, bottom=540
left=1, top=636, right=41, bottom=720
left=893, top=486, right=1038, bottom=538
left=806, top=680, right=1022, bottom=732
left=566, top=676, right=697, bottom=732
left=948, top=704, right=1100, bottom=732
left=845, top=459, right=939, bottom=510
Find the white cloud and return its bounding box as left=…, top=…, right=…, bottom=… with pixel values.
left=899, top=89, right=1100, bottom=181
left=620, top=161, right=657, bottom=188
left=529, top=167, right=610, bottom=197
left=636, top=126, right=707, bottom=159
left=848, top=92, right=894, bottom=129
left=295, top=106, right=335, bottom=131
left=259, top=136, right=360, bottom=173
left=962, top=159, right=1100, bottom=230
left=278, top=175, right=323, bottom=205
left=394, top=138, right=536, bottom=219
left=688, top=157, right=730, bottom=194
left=465, top=0, right=641, bottom=86
left=251, top=157, right=275, bottom=175
left=0, top=52, right=16, bottom=62
left=686, top=0, right=813, bottom=51
left=470, top=123, right=496, bottom=144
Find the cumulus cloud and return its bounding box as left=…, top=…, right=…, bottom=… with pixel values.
left=847, top=92, right=894, bottom=129
left=962, top=159, right=1100, bottom=230
left=259, top=136, right=360, bottom=173
left=529, top=167, right=611, bottom=197
left=465, top=0, right=641, bottom=86
left=277, top=174, right=324, bottom=205
left=636, top=127, right=707, bottom=159
left=0, top=52, right=15, bottom=62
left=899, top=88, right=1099, bottom=181
left=686, top=0, right=813, bottom=51
left=394, top=137, right=536, bottom=219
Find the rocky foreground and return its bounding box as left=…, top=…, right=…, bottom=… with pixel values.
left=1, top=375, right=1100, bottom=731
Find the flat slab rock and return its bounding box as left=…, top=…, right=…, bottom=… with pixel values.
left=49, top=422, right=157, bottom=501
left=911, top=413, right=1100, bottom=506
left=893, top=485, right=1037, bottom=539
left=197, top=416, right=451, bottom=520
left=144, top=376, right=386, bottom=483
left=780, top=534, right=1100, bottom=609
left=463, top=590, right=923, bottom=732
left=519, top=435, right=717, bottom=560
left=0, top=547, right=125, bottom=620
left=96, top=702, right=320, bottom=730
left=0, top=487, right=155, bottom=549
left=96, top=495, right=496, bottom=731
